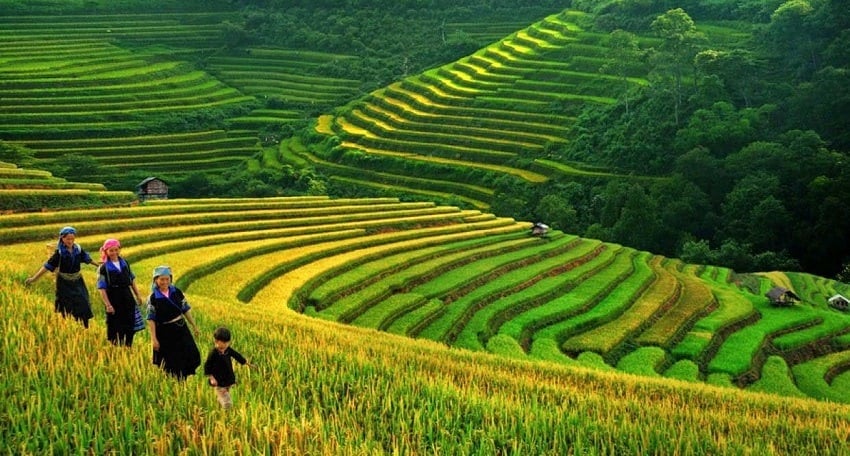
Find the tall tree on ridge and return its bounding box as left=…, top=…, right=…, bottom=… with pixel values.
left=650, top=8, right=704, bottom=126
left=601, top=29, right=641, bottom=115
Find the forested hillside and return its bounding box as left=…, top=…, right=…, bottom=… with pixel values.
left=0, top=1, right=848, bottom=278
left=559, top=0, right=850, bottom=280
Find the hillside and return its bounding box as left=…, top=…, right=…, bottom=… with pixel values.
left=4, top=197, right=850, bottom=403
left=1, top=1, right=847, bottom=278
left=2, top=2, right=850, bottom=452
left=0, top=8, right=346, bottom=185
left=3, top=196, right=850, bottom=453
left=310, top=9, right=653, bottom=209
left=304, top=4, right=850, bottom=279
left=0, top=1, right=561, bottom=192
left=0, top=160, right=135, bottom=210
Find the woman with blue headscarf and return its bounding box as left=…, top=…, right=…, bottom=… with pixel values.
left=146, top=265, right=201, bottom=380
left=25, top=226, right=98, bottom=328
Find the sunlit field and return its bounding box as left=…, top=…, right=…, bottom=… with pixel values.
left=3, top=198, right=850, bottom=455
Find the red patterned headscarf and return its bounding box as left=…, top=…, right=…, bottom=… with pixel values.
left=100, top=238, right=121, bottom=264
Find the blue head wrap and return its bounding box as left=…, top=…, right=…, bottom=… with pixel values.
left=152, top=265, right=173, bottom=291
left=57, top=226, right=78, bottom=252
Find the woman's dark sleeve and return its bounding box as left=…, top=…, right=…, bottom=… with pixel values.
left=44, top=251, right=60, bottom=271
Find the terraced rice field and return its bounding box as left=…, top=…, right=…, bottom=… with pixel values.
left=0, top=12, right=363, bottom=179
left=7, top=196, right=850, bottom=404
left=311, top=9, right=652, bottom=207
left=0, top=12, right=259, bottom=176
left=0, top=161, right=135, bottom=210
left=207, top=49, right=360, bottom=105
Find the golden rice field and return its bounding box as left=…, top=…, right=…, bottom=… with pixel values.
left=3, top=197, right=850, bottom=455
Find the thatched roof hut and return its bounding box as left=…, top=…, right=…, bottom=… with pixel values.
left=765, top=286, right=800, bottom=307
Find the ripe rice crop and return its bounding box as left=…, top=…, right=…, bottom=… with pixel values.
left=5, top=196, right=850, bottom=453
left=6, top=263, right=850, bottom=454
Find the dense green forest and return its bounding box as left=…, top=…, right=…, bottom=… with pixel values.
left=1, top=0, right=848, bottom=281
left=556, top=0, right=850, bottom=279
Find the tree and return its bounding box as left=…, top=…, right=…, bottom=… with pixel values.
left=837, top=261, right=850, bottom=284
left=491, top=193, right=532, bottom=222
left=674, top=146, right=730, bottom=204
left=680, top=239, right=713, bottom=265
left=674, top=102, right=776, bottom=159
left=534, top=194, right=577, bottom=233
left=766, top=0, right=819, bottom=78
left=694, top=49, right=764, bottom=108
left=43, top=154, right=104, bottom=181
left=734, top=0, right=787, bottom=22
left=0, top=141, right=35, bottom=166
left=610, top=184, right=663, bottom=252
left=220, top=20, right=249, bottom=49
left=172, top=173, right=215, bottom=198
left=719, top=173, right=787, bottom=251
left=601, top=29, right=641, bottom=114
left=788, top=67, right=850, bottom=151
left=746, top=195, right=792, bottom=252
left=714, top=239, right=755, bottom=271
left=650, top=8, right=705, bottom=125
left=651, top=175, right=714, bottom=249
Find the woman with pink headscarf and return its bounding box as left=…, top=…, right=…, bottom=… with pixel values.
left=96, top=238, right=144, bottom=346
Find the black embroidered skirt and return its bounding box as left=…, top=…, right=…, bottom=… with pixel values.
left=153, top=319, right=200, bottom=379
left=55, top=276, right=93, bottom=321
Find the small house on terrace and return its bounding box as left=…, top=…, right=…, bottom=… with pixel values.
left=765, top=286, right=801, bottom=307
left=137, top=177, right=168, bottom=202
left=828, top=294, right=849, bottom=311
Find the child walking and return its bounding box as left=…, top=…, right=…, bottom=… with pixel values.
left=204, top=327, right=251, bottom=409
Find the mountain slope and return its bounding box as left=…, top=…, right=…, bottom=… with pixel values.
left=4, top=196, right=849, bottom=405
left=4, top=197, right=850, bottom=454
left=307, top=9, right=654, bottom=208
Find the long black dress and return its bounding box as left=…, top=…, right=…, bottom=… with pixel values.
left=44, top=244, right=94, bottom=326
left=97, top=258, right=138, bottom=346
left=147, top=286, right=200, bottom=379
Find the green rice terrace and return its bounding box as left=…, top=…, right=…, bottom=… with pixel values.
left=5, top=196, right=850, bottom=405
left=0, top=7, right=667, bottom=204
left=0, top=160, right=135, bottom=210
left=310, top=10, right=656, bottom=207
left=0, top=11, right=364, bottom=181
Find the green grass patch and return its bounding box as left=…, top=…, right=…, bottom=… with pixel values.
left=664, top=360, right=701, bottom=382
left=617, top=347, right=667, bottom=377
left=792, top=351, right=850, bottom=402
left=747, top=356, right=808, bottom=399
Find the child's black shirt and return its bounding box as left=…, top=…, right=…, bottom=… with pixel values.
left=203, top=347, right=247, bottom=387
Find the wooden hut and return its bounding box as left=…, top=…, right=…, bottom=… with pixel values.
left=136, top=177, right=168, bottom=202
left=828, top=294, right=849, bottom=311
left=765, top=286, right=800, bottom=307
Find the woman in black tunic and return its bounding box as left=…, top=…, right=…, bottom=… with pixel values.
left=146, top=266, right=201, bottom=380
left=96, top=238, right=144, bottom=346
left=25, top=226, right=97, bottom=328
